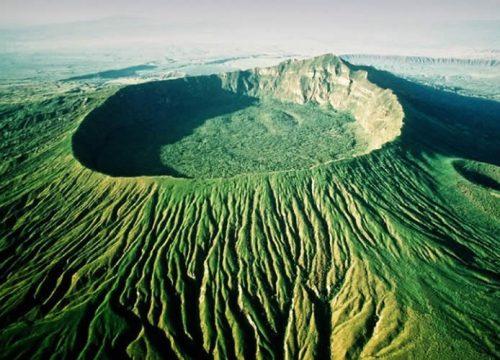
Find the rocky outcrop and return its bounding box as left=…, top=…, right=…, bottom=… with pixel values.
left=221, top=54, right=404, bottom=151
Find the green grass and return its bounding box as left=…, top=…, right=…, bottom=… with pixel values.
left=160, top=100, right=358, bottom=178
left=0, top=55, right=498, bottom=359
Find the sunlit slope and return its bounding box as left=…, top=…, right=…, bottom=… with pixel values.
left=0, top=55, right=499, bottom=359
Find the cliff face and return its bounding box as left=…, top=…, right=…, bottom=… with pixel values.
left=221, top=54, right=404, bottom=151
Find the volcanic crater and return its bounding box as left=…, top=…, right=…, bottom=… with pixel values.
left=72, top=55, right=404, bottom=179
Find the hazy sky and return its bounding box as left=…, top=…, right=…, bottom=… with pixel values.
left=1, top=0, right=498, bottom=59
left=1, top=0, right=499, bottom=26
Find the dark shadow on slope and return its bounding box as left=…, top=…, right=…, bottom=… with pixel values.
left=64, top=64, right=157, bottom=81
left=453, top=161, right=500, bottom=191
left=346, top=62, right=500, bottom=166
left=345, top=62, right=500, bottom=271
left=72, top=75, right=256, bottom=178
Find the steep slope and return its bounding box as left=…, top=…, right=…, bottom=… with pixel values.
left=0, top=55, right=499, bottom=359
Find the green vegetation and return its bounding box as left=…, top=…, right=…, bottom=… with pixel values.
left=160, top=100, right=358, bottom=178
left=0, top=55, right=499, bottom=359
left=72, top=55, right=401, bottom=179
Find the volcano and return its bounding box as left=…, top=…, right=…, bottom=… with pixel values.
left=0, top=55, right=499, bottom=359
